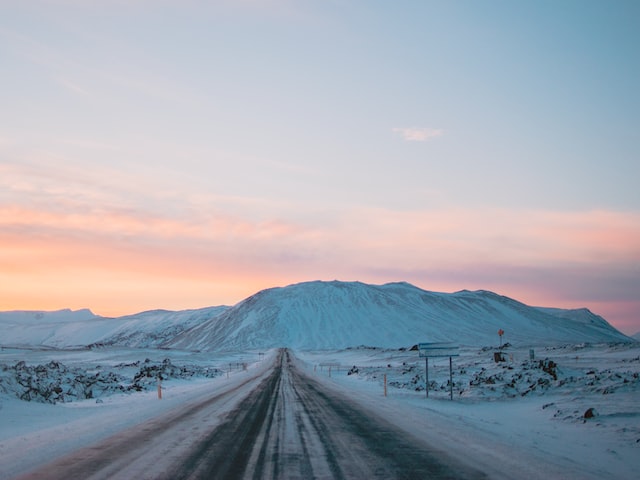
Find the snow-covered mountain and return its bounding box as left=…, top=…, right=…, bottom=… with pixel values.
left=0, top=307, right=228, bottom=348
left=165, top=281, right=631, bottom=351
left=1, top=281, right=631, bottom=350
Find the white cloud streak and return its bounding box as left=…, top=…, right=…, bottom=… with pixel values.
left=392, top=127, right=444, bottom=142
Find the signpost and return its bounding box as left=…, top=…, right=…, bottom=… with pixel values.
left=418, top=342, right=459, bottom=400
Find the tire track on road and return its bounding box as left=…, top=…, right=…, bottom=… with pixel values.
left=174, top=349, right=487, bottom=479
left=14, top=349, right=488, bottom=480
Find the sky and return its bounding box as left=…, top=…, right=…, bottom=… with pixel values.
left=1, top=0, right=639, bottom=334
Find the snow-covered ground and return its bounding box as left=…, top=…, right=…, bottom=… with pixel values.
left=1, top=343, right=638, bottom=479
left=0, top=348, right=272, bottom=479
left=297, top=343, right=640, bottom=479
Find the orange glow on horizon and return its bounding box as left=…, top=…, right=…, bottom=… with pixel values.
left=2, top=204, right=639, bottom=333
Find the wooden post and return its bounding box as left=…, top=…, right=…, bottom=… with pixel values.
left=328, top=366, right=332, bottom=378
left=425, top=357, right=429, bottom=399
left=384, top=374, right=387, bottom=397
left=157, top=377, right=162, bottom=400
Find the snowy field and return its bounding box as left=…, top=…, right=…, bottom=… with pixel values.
left=1, top=343, right=639, bottom=479
left=299, top=342, right=640, bottom=479
left=0, top=347, right=270, bottom=479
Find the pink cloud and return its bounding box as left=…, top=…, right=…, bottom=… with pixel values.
left=1, top=199, right=639, bottom=333
left=392, top=127, right=444, bottom=142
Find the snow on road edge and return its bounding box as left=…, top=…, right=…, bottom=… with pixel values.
left=0, top=350, right=277, bottom=480
left=293, top=347, right=640, bottom=480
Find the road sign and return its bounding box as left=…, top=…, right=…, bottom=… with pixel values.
left=418, top=342, right=459, bottom=358
left=418, top=342, right=459, bottom=400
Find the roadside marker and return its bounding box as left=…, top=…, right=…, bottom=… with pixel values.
left=418, top=342, right=459, bottom=400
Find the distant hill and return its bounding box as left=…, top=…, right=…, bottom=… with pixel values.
left=632, top=332, right=640, bottom=342
left=0, top=307, right=228, bottom=348
left=165, top=281, right=632, bottom=351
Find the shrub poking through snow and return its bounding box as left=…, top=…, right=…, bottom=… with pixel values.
left=540, top=359, right=558, bottom=380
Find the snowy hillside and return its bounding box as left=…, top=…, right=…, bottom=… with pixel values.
left=1, top=281, right=631, bottom=351
left=0, top=307, right=228, bottom=348
left=166, top=281, right=631, bottom=351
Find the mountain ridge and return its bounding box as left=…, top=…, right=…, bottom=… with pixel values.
left=1, top=281, right=632, bottom=350
left=165, top=280, right=631, bottom=350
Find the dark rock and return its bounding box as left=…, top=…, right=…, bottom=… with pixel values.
left=584, top=407, right=598, bottom=419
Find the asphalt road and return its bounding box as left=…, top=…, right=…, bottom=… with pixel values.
left=16, top=349, right=487, bottom=479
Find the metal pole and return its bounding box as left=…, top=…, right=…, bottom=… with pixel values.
left=425, top=357, right=429, bottom=399
left=449, top=356, right=453, bottom=401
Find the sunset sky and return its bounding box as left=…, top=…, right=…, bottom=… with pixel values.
left=1, top=1, right=639, bottom=334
